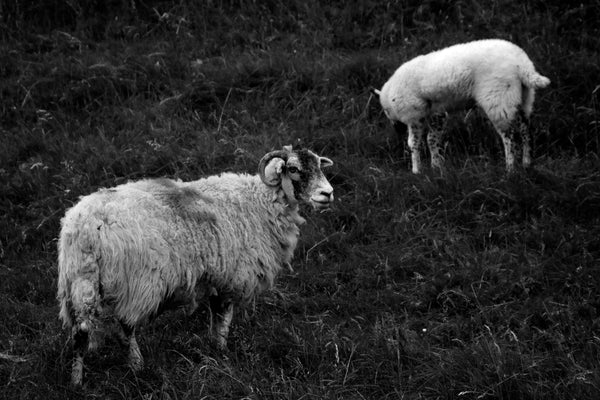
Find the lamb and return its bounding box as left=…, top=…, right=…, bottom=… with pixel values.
left=56, top=145, right=334, bottom=385
left=372, top=39, right=550, bottom=173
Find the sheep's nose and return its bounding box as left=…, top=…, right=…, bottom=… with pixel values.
left=320, top=188, right=333, bottom=200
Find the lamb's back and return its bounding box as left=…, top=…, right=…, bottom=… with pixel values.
left=423, top=39, right=527, bottom=84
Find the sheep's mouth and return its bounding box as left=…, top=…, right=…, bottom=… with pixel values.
left=310, top=198, right=333, bottom=210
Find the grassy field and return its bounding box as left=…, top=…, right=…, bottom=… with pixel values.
left=1, top=1, right=600, bottom=398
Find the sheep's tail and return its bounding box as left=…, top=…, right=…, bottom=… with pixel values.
left=518, top=64, right=550, bottom=89
left=57, top=231, right=102, bottom=346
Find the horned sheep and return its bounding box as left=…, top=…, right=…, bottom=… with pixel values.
left=373, top=39, right=550, bottom=173
left=57, top=145, right=334, bottom=385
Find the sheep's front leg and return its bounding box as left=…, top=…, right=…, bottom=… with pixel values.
left=71, top=327, right=89, bottom=386
left=209, top=295, right=234, bottom=350
left=216, top=303, right=233, bottom=350
left=119, top=322, right=143, bottom=372
left=407, top=122, right=426, bottom=174
left=427, top=115, right=446, bottom=171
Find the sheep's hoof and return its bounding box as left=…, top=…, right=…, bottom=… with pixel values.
left=184, top=298, right=198, bottom=316
left=115, top=330, right=129, bottom=348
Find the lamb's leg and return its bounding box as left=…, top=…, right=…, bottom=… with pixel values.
left=516, top=109, right=532, bottom=168
left=407, top=122, right=426, bottom=174
left=392, top=121, right=407, bottom=143
left=496, top=128, right=519, bottom=172
left=496, top=110, right=530, bottom=172
left=480, top=83, right=525, bottom=172
left=520, top=87, right=536, bottom=167
left=427, top=115, right=446, bottom=171
left=119, top=322, right=143, bottom=372
left=71, top=327, right=88, bottom=386
left=209, top=295, right=234, bottom=350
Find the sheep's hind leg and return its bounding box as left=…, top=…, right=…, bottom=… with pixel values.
left=407, top=122, right=426, bottom=174
left=427, top=115, right=447, bottom=171
left=71, top=327, right=89, bottom=386
left=209, top=295, right=234, bottom=350
left=119, top=322, right=143, bottom=372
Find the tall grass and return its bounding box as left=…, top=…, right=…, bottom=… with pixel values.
left=1, top=1, right=599, bottom=398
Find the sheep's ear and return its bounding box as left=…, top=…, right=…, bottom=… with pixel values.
left=259, top=150, right=289, bottom=186
left=283, top=145, right=293, bottom=152
left=320, top=157, right=333, bottom=168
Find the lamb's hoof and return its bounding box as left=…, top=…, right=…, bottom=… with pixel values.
left=87, top=336, right=99, bottom=352
left=128, top=356, right=144, bottom=372
left=210, top=333, right=228, bottom=351
left=216, top=337, right=227, bottom=351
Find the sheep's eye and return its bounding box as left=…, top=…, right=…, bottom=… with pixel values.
left=287, top=166, right=299, bottom=174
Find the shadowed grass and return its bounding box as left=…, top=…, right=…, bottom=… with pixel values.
left=1, top=1, right=600, bottom=399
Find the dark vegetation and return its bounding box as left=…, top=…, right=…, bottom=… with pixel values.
left=1, top=0, right=599, bottom=398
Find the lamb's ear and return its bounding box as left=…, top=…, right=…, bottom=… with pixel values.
left=259, top=150, right=289, bottom=186
left=320, top=157, right=333, bottom=168
left=369, top=87, right=381, bottom=97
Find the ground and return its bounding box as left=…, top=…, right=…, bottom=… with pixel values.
left=1, top=1, right=600, bottom=399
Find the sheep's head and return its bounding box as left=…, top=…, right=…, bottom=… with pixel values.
left=259, top=145, right=334, bottom=210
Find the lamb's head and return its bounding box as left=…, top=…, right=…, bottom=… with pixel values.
left=259, top=145, right=334, bottom=210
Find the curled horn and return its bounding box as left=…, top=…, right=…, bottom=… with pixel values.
left=258, top=148, right=291, bottom=186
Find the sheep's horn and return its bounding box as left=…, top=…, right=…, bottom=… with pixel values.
left=258, top=148, right=291, bottom=186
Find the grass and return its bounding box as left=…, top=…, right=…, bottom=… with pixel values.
left=1, top=0, right=600, bottom=398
